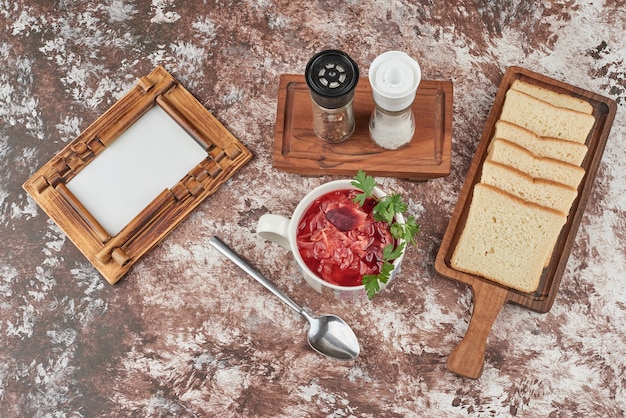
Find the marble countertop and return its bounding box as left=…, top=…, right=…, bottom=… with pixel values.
left=1, top=1, right=624, bottom=416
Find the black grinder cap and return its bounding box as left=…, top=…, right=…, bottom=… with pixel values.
left=305, top=49, right=359, bottom=109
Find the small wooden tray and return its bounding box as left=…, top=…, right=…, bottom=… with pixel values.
left=272, top=74, right=453, bottom=180
left=434, top=66, right=617, bottom=379
left=23, top=66, right=252, bottom=284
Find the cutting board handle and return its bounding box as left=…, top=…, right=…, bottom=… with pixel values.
left=447, top=281, right=509, bottom=379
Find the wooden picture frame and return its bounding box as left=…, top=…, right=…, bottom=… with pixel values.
left=23, top=66, right=253, bottom=284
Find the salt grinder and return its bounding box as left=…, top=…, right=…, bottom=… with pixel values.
left=305, top=50, right=359, bottom=143
left=368, top=51, right=421, bottom=150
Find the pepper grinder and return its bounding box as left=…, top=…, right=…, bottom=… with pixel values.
left=305, top=50, right=359, bottom=143
left=368, top=51, right=421, bottom=150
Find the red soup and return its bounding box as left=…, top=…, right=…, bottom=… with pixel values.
left=296, top=189, right=395, bottom=287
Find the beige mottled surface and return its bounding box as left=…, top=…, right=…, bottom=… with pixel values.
left=1, top=1, right=625, bottom=416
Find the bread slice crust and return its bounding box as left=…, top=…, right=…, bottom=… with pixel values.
left=510, top=79, right=594, bottom=114
left=487, top=138, right=585, bottom=189
left=480, top=160, right=578, bottom=215
left=500, top=89, right=595, bottom=143
left=451, top=184, right=567, bottom=293
left=493, top=120, right=588, bottom=165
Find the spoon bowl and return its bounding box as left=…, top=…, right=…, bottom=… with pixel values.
left=302, top=311, right=360, bottom=360
left=209, top=236, right=360, bottom=360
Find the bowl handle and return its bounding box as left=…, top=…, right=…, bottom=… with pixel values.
left=257, top=214, right=292, bottom=251
left=447, top=281, right=509, bottom=379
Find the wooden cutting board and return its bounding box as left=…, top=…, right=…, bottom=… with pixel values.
left=272, top=74, right=453, bottom=180
left=435, top=66, right=617, bottom=379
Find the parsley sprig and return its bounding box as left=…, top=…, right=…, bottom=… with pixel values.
left=351, top=170, right=420, bottom=299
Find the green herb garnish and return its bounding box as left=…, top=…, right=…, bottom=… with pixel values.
left=351, top=170, right=420, bottom=299
left=351, top=170, right=376, bottom=206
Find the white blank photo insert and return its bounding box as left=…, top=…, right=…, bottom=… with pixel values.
left=66, top=106, right=208, bottom=236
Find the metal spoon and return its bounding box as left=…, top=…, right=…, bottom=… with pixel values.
left=209, top=236, right=360, bottom=360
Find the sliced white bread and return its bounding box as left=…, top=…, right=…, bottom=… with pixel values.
left=499, top=89, right=595, bottom=144
left=480, top=160, right=578, bottom=215
left=493, top=120, right=588, bottom=166
left=451, top=183, right=567, bottom=293
left=487, top=138, right=585, bottom=189
left=510, top=79, right=594, bottom=114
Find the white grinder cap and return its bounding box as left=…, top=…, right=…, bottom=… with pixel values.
left=368, top=51, right=421, bottom=112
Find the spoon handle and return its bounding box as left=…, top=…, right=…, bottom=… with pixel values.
left=209, top=236, right=305, bottom=317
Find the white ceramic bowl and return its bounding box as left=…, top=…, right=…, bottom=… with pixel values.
left=256, top=179, right=406, bottom=301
